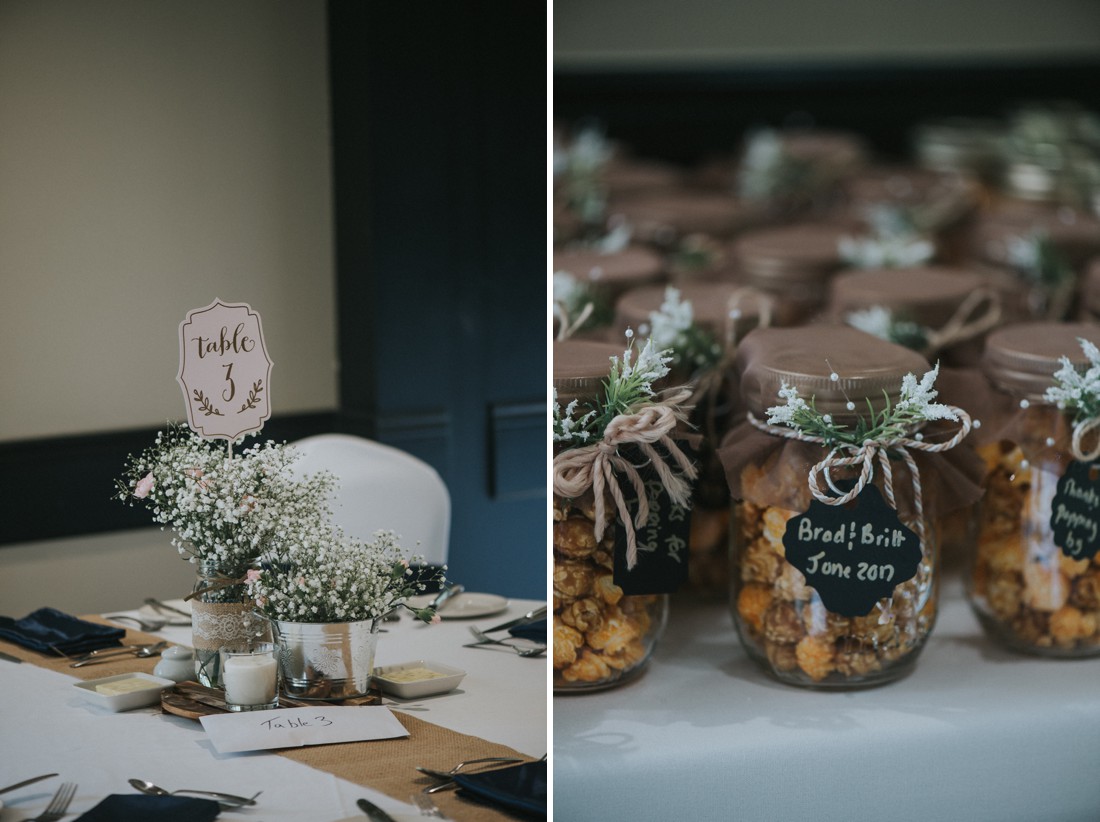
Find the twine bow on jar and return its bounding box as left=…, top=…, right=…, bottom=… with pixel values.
left=748, top=407, right=972, bottom=546
left=553, top=389, right=698, bottom=569
left=1070, top=416, right=1100, bottom=463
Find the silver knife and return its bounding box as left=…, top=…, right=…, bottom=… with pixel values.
left=429, top=583, right=465, bottom=612
left=478, top=605, right=547, bottom=634
left=357, top=797, right=399, bottom=822
left=0, top=773, right=58, bottom=795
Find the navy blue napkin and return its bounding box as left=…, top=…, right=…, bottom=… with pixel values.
left=0, top=607, right=125, bottom=656
left=508, top=618, right=546, bottom=644
left=74, top=794, right=220, bottom=821
left=453, top=760, right=546, bottom=817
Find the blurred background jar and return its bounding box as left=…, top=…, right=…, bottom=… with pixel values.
left=552, top=338, right=671, bottom=692
left=731, top=222, right=852, bottom=326
left=720, top=326, right=981, bottom=687
left=967, top=322, right=1100, bottom=657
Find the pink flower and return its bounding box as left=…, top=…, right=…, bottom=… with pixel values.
left=133, top=473, right=155, bottom=499
left=245, top=569, right=262, bottom=584
left=430, top=614, right=442, bottom=625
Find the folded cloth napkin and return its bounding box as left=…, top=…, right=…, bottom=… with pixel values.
left=454, top=760, right=547, bottom=818
left=508, top=618, right=546, bottom=644
left=74, top=794, right=220, bottom=821
left=0, top=607, right=125, bottom=655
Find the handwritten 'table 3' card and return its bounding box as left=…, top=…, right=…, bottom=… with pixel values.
left=178, top=299, right=273, bottom=441
left=199, top=706, right=409, bottom=754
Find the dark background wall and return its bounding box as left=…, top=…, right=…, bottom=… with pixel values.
left=1, top=0, right=547, bottom=600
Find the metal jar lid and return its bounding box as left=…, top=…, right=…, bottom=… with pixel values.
left=981, top=321, right=1100, bottom=400
left=736, top=325, right=929, bottom=421
left=552, top=339, right=622, bottom=406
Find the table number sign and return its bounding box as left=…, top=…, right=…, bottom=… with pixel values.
left=177, top=299, right=273, bottom=440
left=781, top=484, right=922, bottom=617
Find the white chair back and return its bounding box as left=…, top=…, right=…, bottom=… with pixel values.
left=290, top=433, right=450, bottom=567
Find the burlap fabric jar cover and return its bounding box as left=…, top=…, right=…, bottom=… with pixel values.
left=719, top=326, right=983, bottom=688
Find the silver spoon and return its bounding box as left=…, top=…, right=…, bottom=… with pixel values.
left=70, top=642, right=168, bottom=667
left=129, top=778, right=261, bottom=808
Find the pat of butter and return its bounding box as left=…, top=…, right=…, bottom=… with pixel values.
left=95, top=677, right=160, bottom=695
left=382, top=667, right=446, bottom=683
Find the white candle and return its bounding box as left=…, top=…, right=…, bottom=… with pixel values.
left=223, top=652, right=277, bottom=707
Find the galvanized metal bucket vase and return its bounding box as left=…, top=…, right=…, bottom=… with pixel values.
left=270, top=618, right=380, bottom=700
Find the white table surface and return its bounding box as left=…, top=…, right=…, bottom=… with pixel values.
left=0, top=597, right=546, bottom=821
left=554, top=575, right=1100, bottom=822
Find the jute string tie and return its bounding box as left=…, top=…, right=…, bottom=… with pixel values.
left=1070, top=416, right=1100, bottom=463
left=747, top=407, right=972, bottom=547
left=553, top=389, right=697, bottom=569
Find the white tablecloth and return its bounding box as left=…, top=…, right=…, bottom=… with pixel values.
left=554, top=576, right=1100, bottom=822
left=0, top=597, right=545, bottom=821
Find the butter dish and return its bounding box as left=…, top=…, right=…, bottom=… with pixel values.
left=373, top=660, right=465, bottom=698
left=74, top=672, right=176, bottom=711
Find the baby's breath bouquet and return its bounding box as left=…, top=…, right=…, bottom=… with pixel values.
left=116, top=424, right=336, bottom=570
left=246, top=530, right=440, bottom=624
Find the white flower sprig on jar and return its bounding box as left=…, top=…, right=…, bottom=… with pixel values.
left=1044, top=337, right=1100, bottom=462
left=838, top=206, right=935, bottom=270
left=846, top=305, right=930, bottom=352
left=115, top=423, right=336, bottom=569
left=553, top=333, right=673, bottom=445
left=765, top=362, right=959, bottom=448
left=1045, top=337, right=1100, bottom=421
left=246, top=529, right=442, bottom=624
left=642, top=287, right=723, bottom=373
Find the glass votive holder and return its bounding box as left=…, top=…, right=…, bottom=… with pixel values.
left=219, top=643, right=279, bottom=711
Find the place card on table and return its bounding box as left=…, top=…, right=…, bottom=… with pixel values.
left=199, top=705, right=408, bottom=754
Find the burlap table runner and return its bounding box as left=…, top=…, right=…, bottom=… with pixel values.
left=0, top=618, right=542, bottom=821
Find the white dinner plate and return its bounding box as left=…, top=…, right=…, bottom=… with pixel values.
left=409, top=592, right=508, bottom=619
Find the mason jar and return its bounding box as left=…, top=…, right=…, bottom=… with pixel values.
left=968, top=322, right=1100, bottom=656
left=827, top=265, right=1002, bottom=367
left=720, top=326, right=981, bottom=687
left=732, top=222, right=851, bottom=326
left=552, top=339, right=670, bottom=692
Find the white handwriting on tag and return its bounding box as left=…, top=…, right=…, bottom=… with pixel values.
left=177, top=299, right=273, bottom=440
left=199, top=706, right=408, bottom=753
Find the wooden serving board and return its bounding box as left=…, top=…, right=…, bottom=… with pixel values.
left=161, top=681, right=382, bottom=720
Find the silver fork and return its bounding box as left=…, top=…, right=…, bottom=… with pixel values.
left=29, top=781, right=77, bottom=822
left=466, top=626, right=546, bottom=656
left=411, top=792, right=446, bottom=817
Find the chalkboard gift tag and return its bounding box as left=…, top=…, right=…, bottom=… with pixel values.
left=612, top=440, right=695, bottom=595
left=1051, top=459, right=1100, bottom=562
left=781, top=484, right=922, bottom=617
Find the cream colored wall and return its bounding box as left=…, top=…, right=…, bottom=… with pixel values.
left=0, top=1, right=335, bottom=616
left=0, top=0, right=337, bottom=442
left=554, top=0, right=1100, bottom=68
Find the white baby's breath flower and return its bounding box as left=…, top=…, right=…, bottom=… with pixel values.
left=766, top=381, right=810, bottom=427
